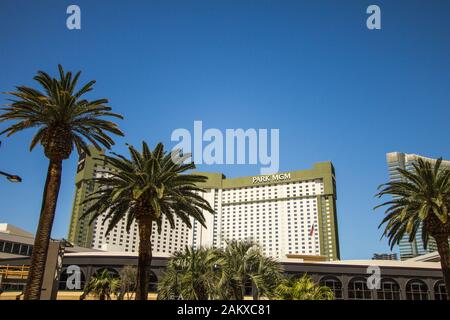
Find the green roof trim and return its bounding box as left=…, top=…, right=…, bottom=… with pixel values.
left=195, top=162, right=335, bottom=195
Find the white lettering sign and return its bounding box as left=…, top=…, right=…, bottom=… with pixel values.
left=252, top=173, right=291, bottom=184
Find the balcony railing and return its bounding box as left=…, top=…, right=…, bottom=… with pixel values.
left=0, top=265, right=30, bottom=280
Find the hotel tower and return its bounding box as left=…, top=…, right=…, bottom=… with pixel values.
left=68, top=147, right=340, bottom=261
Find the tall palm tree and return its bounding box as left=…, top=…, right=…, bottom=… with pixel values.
left=81, top=269, right=120, bottom=300
left=217, top=240, right=283, bottom=300
left=82, top=142, right=214, bottom=300
left=275, top=274, right=334, bottom=300
left=0, top=65, right=123, bottom=300
left=376, top=158, right=450, bottom=299
left=158, top=246, right=221, bottom=300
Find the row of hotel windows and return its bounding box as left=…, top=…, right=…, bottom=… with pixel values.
left=222, top=183, right=324, bottom=201
left=223, top=193, right=322, bottom=204
left=0, top=241, right=33, bottom=256
left=95, top=227, right=189, bottom=242
left=320, top=276, right=447, bottom=300
left=89, top=198, right=323, bottom=241
left=92, top=214, right=190, bottom=252
left=95, top=231, right=190, bottom=252
left=222, top=180, right=322, bottom=193
left=222, top=200, right=320, bottom=208
left=223, top=205, right=318, bottom=214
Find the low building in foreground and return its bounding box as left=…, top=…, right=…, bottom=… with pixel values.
left=1, top=251, right=447, bottom=300
left=0, top=223, right=34, bottom=259
left=0, top=224, right=100, bottom=297
left=0, top=223, right=100, bottom=260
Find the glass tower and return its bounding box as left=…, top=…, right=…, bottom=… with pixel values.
left=386, top=152, right=450, bottom=260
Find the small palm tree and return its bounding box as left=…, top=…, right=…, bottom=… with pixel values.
left=82, top=142, right=214, bottom=300
left=217, top=240, right=283, bottom=300
left=118, top=266, right=137, bottom=300
left=376, top=158, right=450, bottom=298
left=81, top=269, right=120, bottom=300
left=275, top=274, right=334, bottom=300
left=158, top=247, right=221, bottom=300
left=0, top=65, right=123, bottom=299
left=251, top=253, right=283, bottom=300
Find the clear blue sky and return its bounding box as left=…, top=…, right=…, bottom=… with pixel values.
left=1, top=0, right=449, bottom=259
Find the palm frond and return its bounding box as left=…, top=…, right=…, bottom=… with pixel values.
left=375, top=157, right=450, bottom=249
left=0, top=65, right=123, bottom=160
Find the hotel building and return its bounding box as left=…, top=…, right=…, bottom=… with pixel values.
left=68, top=147, right=340, bottom=261
left=386, top=152, right=450, bottom=260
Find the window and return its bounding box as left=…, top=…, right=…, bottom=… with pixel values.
left=20, top=244, right=29, bottom=256
left=434, top=281, right=447, bottom=300
left=3, top=241, right=12, bottom=253
left=348, top=278, right=372, bottom=300
left=320, top=276, right=342, bottom=299
left=406, top=280, right=428, bottom=300
left=377, top=279, right=400, bottom=300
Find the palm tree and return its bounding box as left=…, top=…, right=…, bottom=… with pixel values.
left=376, top=158, right=450, bottom=298
left=82, top=142, right=214, bottom=300
left=118, top=266, right=137, bottom=300
left=217, top=240, right=283, bottom=300
left=251, top=253, right=283, bottom=300
left=158, top=242, right=282, bottom=300
left=0, top=65, right=123, bottom=299
left=81, top=269, right=120, bottom=300
left=158, top=246, right=221, bottom=300
left=275, top=274, right=334, bottom=300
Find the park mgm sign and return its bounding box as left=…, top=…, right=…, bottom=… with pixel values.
left=252, top=173, right=291, bottom=184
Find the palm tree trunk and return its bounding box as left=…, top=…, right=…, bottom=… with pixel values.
left=434, top=234, right=450, bottom=300
left=239, top=280, right=245, bottom=300
left=24, top=159, right=63, bottom=300
left=252, top=283, right=259, bottom=300
left=136, top=216, right=153, bottom=300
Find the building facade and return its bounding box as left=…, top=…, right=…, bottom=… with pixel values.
left=68, top=148, right=340, bottom=261
left=386, top=152, right=450, bottom=260
left=192, top=163, right=340, bottom=261
left=2, top=252, right=447, bottom=300
left=67, top=146, right=107, bottom=248
left=0, top=223, right=34, bottom=259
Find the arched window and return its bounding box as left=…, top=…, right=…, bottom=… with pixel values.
left=377, top=278, right=400, bottom=300
left=58, top=268, right=86, bottom=291
left=348, top=277, right=372, bottom=300
left=434, top=281, right=447, bottom=300
left=94, top=267, right=120, bottom=279
left=406, top=279, right=428, bottom=300
left=320, top=276, right=342, bottom=299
